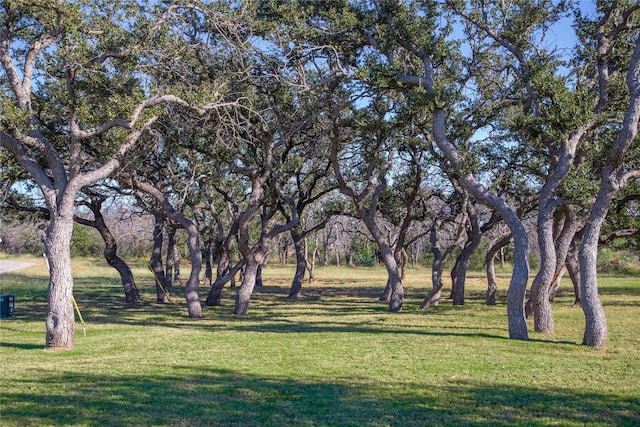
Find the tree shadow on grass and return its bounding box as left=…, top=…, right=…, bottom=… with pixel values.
left=1, top=281, right=580, bottom=347
left=1, top=367, right=638, bottom=426
left=0, top=342, right=43, bottom=350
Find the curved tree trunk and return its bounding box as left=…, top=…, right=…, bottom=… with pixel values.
left=379, top=278, right=392, bottom=301
left=579, top=226, right=608, bottom=348
left=150, top=213, right=170, bottom=303
left=485, top=235, right=512, bottom=306
left=565, top=231, right=583, bottom=307
left=256, top=263, right=264, bottom=287
left=206, top=276, right=226, bottom=306
left=235, top=256, right=261, bottom=315
left=75, top=197, right=140, bottom=303
left=103, top=238, right=139, bottom=303
left=202, top=238, right=213, bottom=291
left=206, top=243, right=230, bottom=306
left=400, top=247, right=408, bottom=280
left=530, top=152, right=584, bottom=332
left=44, top=215, right=76, bottom=348
left=432, top=109, right=529, bottom=341
left=373, top=241, right=404, bottom=310
left=206, top=258, right=245, bottom=306
left=530, top=207, right=556, bottom=333
left=380, top=245, right=404, bottom=312
left=365, top=243, right=400, bottom=305
left=307, top=234, right=318, bottom=283
left=288, top=228, right=306, bottom=298
left=165, top=224, right=177, bottom=291
left=452, top=205, right=481, bottom=306
left=131, top=178, right=203, bottom=317
left=579, top=38, right=640, bottom=348
left=170, top=239, right=182, bottom=285
left=182, top=220, right=203, bottom=318
left=449, top=260, right=458, bottom=300
left=549, top=208, right=583, bottom=302
left=359, top=218, right=403, bottom=310
left=420, top=222, right=446, bottom=310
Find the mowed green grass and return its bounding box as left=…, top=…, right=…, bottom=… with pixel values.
left=0, top=255, right=639, bottom=426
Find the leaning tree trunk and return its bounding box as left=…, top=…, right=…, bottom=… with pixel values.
left=452, top=206, right=481, bottom=306
left=566, top=233, right=582, bottom=306
left=432, top=108, right=530, bottom=341
left=150, top=214, right=170, bottom=303
left=101, top=230, right=139, bottom=303
left=288, top=229, right=307, bottom=298
left=530, top=206, right=556, bottom=333
left=549, top=209, right=582, bottom=302
left=206, top=260, right=244, bottom=306
left=181, top=220, right=203, bottom=318
left=400, top=248, right=408, bottom=280
left=234, top=255, right=262, bottom=315
left=485, top=235, right=512, bottom=306
left=202, top=238, right=213, bottom=291
left=75, top=197, right=140, bottom=303
left=171, top=236, right=182, bottom=285
left=256, top=263, right=264, bottom=287
left=379, top=277, right=392, bottom=301
left=530, top=129, right=586, bottom=333
left=579, top=38, right=640, bottom=348
left=165, top=225, right=177, bottom=291
left=380, top=245, right=404, bottom=312
left=420, top=223, right=446, bottom=310
left=579, top=208, right=609, bottom=348
left=420, top=253, right=444, bottom=309
left=206, top=246, right=231, bottom=306
left=132, top=178, right=203, bottom=317
left=306, top=234, right=318, bottom=283
left=44, top=215, right=76, bottom=348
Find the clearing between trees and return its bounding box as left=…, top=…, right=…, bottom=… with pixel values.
left=0, top=258, right=638, bottom=426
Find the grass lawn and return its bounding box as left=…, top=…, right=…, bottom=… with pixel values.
left=1, top=255, right=639, bottom=426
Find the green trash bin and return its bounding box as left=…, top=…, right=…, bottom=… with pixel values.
left=0, top=294, right=15, bottom=318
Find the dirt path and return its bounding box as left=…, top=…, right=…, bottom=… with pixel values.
left=0, top=260, right=36, bottom=274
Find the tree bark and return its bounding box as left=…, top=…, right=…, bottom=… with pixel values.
left=485, top=235, right=512, bottom=306
left=530, top=206, right=556, bottom=333
left=382, top=250, right=404, bottom=312
left=172, top=243, right=182, bottom=285
left=130, top=177, right=203, bottom=317
left=549, top=208, right=582, bottom=302
left=579, top=37, right=640, bottom=348
left=565, top=235, right=582, bottom=307
left=530, top=124, right=587, bottom=333
left=420, top=222, right=446, bottom=310
left=150, top=213, right=170, bottom=303
left=44, top=215, right=76, bottom=348
left=206, top=258, right=244, bottom=306
left=75, top=196, right=140, bottom=303
left=452, top=204, right=481, bottom=306
left=165, top=224, right=177, bottom=290
left=256, top=263, right=264, bottom=287
left=234, top=256, right=261, bottom=315
left=307, top=234, right=318, bottom=283
left=432, top=109, right=529, bottom=341
left=202, top=238, right=214, bottom=291
left=400, top=247, right=408, bottom=280
left=288, top=228, right=306, bottom=298
left=182, top=219, right=203, bottom=318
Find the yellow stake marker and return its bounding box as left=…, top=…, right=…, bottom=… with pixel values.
left=71, top=295, right=86, bottom=337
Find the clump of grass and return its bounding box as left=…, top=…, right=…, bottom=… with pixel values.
left=1, top=259, right=639, bottom=426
